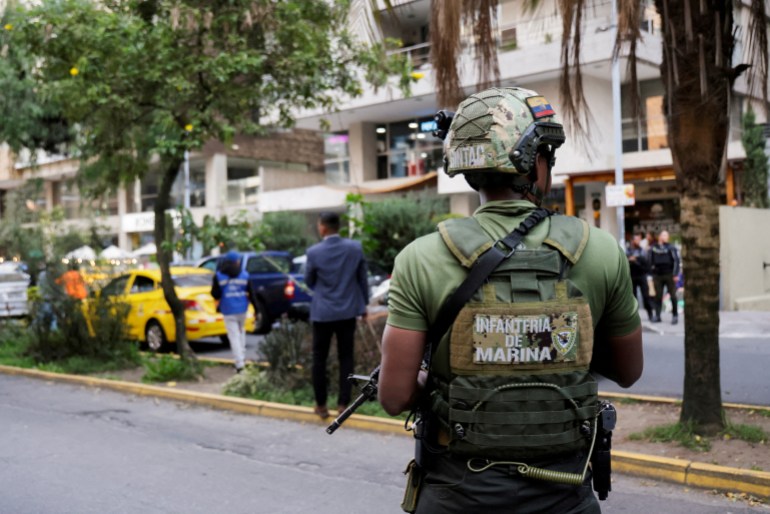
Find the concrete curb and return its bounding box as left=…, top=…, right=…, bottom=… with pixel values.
left=1, top=364, right=769, bottom=500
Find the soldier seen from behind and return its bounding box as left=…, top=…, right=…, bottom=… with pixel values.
left=378, top=87, right=643, bottom=513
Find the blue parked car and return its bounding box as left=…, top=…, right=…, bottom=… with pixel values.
left=199, top=251, right=311, bottom=334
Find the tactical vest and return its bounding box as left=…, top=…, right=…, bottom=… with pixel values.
left=428, top=214, right=598, bottom=460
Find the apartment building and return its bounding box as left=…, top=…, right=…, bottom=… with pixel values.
left=1, top=0, right=766, bottom=257
left=291, top=0, right=766, bottom=242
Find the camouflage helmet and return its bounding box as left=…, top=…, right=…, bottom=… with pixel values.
left=441, top=87, right=565, bottom=178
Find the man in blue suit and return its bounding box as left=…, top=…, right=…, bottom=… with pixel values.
left=305, top=212, right=370, bottom=419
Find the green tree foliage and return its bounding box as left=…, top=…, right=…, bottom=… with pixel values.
left=260, top=211, right=313, bottom=256
left=741, top=109, right=769, bottom=208
left=0, top=0, right=411, bottom=360
left=361, top=193, right=449, bottom=273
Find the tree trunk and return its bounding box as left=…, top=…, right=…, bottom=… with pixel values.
left=154, top=156, right=195, bottom=362
left=657, top=0, right=734, bottom=434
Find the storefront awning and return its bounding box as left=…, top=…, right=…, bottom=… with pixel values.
left=355, top=171, right=438, bottom=194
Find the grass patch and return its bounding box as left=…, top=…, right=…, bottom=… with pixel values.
left=629, top=421, right=712, bottom=452
left=142, top=354, right=204, bottom=383
left=222, top=367, right=406, bottom=420
left=723, top=422, right=768, bottom=444
left=630, top=416, right=769, bottom=452
left=35, top=350, right=142, bottom=375
left=0, top=331, right=37, bottom=368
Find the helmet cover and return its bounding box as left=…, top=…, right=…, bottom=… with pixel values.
left=443, top=87, right=564, bottom=177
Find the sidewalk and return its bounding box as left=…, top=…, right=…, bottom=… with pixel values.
left=640, top=308, right=770, bottom=338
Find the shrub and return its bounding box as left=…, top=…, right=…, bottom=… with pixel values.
left=363, top=193, right=450, bottom=272
left=260, top=211, right=314, bottom=256
left=222, top=366, right=271, bottom=397
left=142, top=354, right=204, bottom=383
left=27, top=282, right=139, bottom=368
left=257, top=319, right=312, bottom=388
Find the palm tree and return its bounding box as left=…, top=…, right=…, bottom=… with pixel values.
left=430, top=0, right=768, bottom=434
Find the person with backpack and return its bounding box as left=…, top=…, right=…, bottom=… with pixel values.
left=377, top=87, right=643, bottom=513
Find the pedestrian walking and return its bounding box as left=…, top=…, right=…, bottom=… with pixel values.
left=377, top=87, right=643, bottom=513
left=211, top=251, right=254, bottom=373
left=305, top=212, right=370, bottom=419
left=56, top=262, right=87, bottom=300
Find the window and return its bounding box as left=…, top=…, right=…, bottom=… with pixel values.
left=376, top=118, right=444, bottom=180
left=324, top=133, right=350, bottom=184
left=226, top=158, right=259, bottom=206
left=171, top=159, right=207, bottom=208
left=172, top=273, right=214, bottom=287
left=621, top=80, right=669, bottom=153
left=246, top=255, right=291, bottom=274
left=130, top=275, right=156, bottom=294
left=102, top=276, right=130, bottom=297
left=140, top=169, right=161, bottom=212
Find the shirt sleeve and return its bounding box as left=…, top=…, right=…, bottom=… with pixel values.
left=386, top=245, right=429, bottom=332
left=596, top=243, right=642, bottom=337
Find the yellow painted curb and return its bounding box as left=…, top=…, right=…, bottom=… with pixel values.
left=1, top=364, right=768, bottom=499
left=688, top=462, right=770, bottom=499
left=613, top=450, right=770, bottom=500
left=0, top=364, right=404, bottom=436
left=613, top=450, right=689, bottom=483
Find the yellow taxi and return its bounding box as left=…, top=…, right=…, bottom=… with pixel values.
left=95, top=267, right=255, bottom=350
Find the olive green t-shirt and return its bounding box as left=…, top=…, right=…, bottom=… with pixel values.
left=387, top=200, right=640, bottom=337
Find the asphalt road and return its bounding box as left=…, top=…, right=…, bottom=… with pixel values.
left=193, top=331, right=770, bottom=407
left=598, top=334, right=770, bottom=406
left=1, top=374, right=766, bottom=514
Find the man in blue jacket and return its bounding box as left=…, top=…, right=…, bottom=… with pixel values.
left=305, top=212, right=370, bottom=418
left=211, top=251, right=253, bottom=373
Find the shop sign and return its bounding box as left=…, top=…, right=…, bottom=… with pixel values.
left=605, top=184, right=635, bottom=207
left=121, top=211, right=181, bottom=233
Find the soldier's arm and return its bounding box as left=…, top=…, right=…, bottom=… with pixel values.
left=591, top=326, right=643, bottom=388
left=378, top=325, right=428, bottom=416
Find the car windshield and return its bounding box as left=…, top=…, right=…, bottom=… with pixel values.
left=172, top=274, right=213, bottom=287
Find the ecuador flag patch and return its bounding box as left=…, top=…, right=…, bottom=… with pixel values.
left=526, top=96, right=556, bottom=119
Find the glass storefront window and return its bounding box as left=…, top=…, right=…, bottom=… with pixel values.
left=376, top=118, right=444, bottom=179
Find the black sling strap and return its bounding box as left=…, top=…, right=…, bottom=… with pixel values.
left=423, top=207, right=553, bottom=366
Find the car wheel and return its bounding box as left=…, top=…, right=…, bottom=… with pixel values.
left=252, top=298, right=271, bottom=335
left=145, top=320, right=169, bottom=352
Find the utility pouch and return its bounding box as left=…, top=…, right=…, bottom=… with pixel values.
left=400, top=459, right=424, bottom=513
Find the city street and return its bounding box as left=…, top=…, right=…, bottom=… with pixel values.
left=1, top=373, right=766, bottom=514
left=193, top=325, right=770, bottom=406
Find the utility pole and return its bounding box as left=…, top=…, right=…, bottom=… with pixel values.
left=611, top=0, right=625, bottom=245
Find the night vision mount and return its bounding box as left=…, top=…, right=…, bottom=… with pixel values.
left=433, top=110, right=455, bottom=140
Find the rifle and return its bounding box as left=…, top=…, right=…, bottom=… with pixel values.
left=326, top=366, right=380, bottom=435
